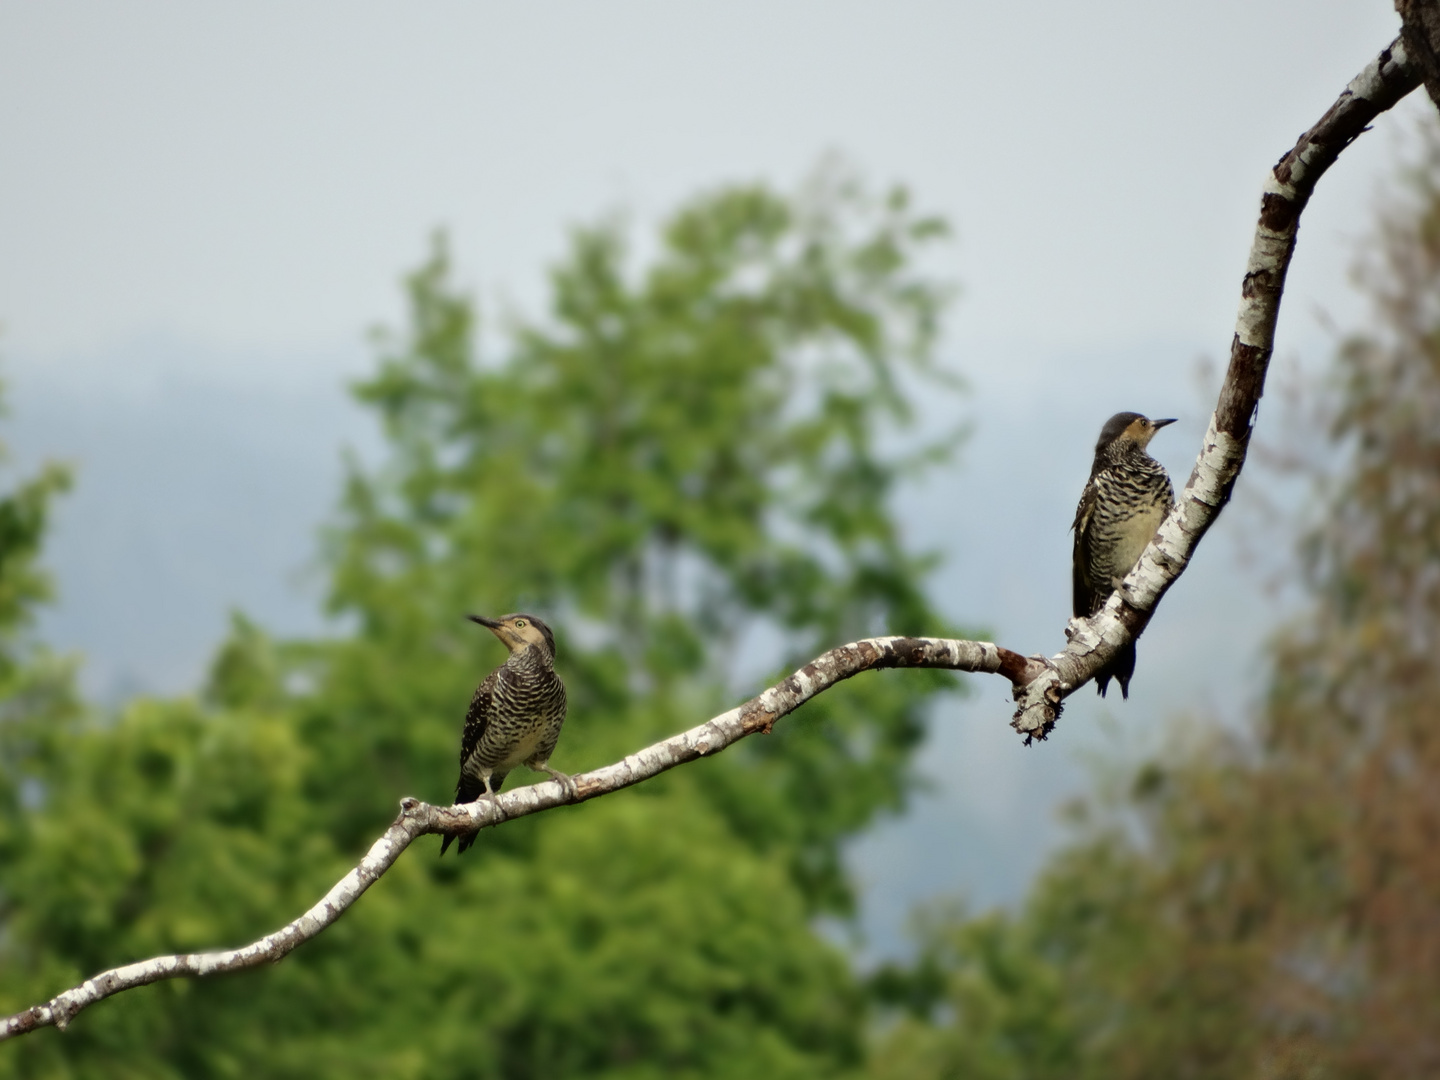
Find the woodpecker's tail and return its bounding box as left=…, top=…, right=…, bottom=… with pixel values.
left=439, top=772, right=507, bottom=856
left=1094, top=641, right=1137, bottom=700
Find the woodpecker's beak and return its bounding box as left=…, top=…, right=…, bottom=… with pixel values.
left=1152, top=418, right=1178, bottom=429
left=468, top=613, right=521, bottom=652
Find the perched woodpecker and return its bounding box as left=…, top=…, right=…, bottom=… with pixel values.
left=1072, top=412, right=1176, bottom=699
left=440, top=612, right=571, bottom=856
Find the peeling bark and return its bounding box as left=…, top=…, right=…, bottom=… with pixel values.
left=0, top=37, right=1424, bottom=1044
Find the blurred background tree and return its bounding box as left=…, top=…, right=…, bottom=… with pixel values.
left=0, top=168, right=965, bottom=1078
left=867, top=120, right=1440, bottom=1080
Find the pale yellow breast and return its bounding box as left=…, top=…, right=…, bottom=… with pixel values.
left=1104, top=502, right=1168, bottom=589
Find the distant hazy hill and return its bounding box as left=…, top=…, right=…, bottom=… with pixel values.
left=7, top=339, right=379, bottom=699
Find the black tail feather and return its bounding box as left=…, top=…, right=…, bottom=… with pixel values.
left=1094, top=641, right=1136, bottom=700
left=439, top=771, right=507, bottom=856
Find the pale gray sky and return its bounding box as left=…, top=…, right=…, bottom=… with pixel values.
left=0, top=1, right=1417, bottom=365
left=0, top=1, right=1427, bottom=956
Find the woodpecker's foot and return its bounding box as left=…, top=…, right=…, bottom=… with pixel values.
left=480, top=790, right=512, bottom=823
left=535, top=764, right=578, bottom=801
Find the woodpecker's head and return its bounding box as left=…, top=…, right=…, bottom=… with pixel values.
left=1094, top=412, right=1176, bottom=465
left=467, top=613, right=557, bottom=659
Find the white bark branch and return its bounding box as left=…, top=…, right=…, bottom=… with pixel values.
left=0, top=37, right=1422, bottom=1044
left=1008, top=36, right=1420, bottom=739
left=1, top=635, right=1020, bottom=1041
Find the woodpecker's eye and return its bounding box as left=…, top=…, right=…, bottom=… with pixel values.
left=514, top=619, right=527, bottom=628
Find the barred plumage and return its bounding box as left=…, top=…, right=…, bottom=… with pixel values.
left=1072, top=412, right=1176, bottom=699
left=441, top=612, right=570, bottom=856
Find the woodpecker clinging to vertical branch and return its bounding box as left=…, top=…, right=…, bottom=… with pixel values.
left=1072, top=412, right=1176, bottom=699
left=441, top=612, right=571, bottom=857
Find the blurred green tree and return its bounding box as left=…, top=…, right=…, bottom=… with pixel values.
left=867, top=122, right=1440, bottom=1080
left=0, top=377, right=73, bottom=830
left=0, top=168, right=964, bottom=1077
left=0, top=377, right=74, bottom=839
left=867, top=903, right=1081, bottom=1080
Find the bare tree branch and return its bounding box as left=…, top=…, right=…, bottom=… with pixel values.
left=1, top=635, right=1018, bottom=1041
left=1008, top=36, right=1420, bottom=740
left=0, top=37, right=1423, bottom=1045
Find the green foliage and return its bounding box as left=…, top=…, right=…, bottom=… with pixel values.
left=869, top=121, right=1440, bottom=1080
left=0, top=696, right=337, bottom=1080
left=0, top=382, right=70, bottom=680
left=0, top=168, right=962, bottom=1075
left=868, top=905, right=1081, bottom=1080
left=0, top=379, right=77, bottom=855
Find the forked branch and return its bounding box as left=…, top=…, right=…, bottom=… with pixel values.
left=0, top=37, right=1422, bottom=1044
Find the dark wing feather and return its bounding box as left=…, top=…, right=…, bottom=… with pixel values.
left=440, top=670, right=499, bottom=857
left=1071, top=479, right=1099, bottom=617
left=1071, top=471, right=1134, bottom=700
left=457, top=670, right=498, bottom=776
